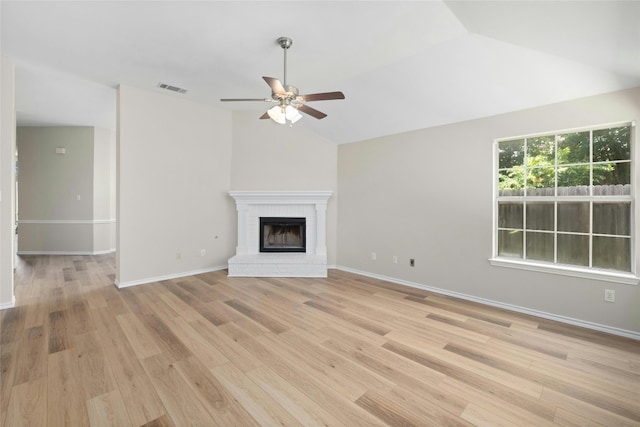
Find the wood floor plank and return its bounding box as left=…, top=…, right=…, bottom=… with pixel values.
left=0, top=306, right=26, bottom=345
left=0, top=340, right=17, bottom=423
left=174, top=356, right=260, bottom=426
left=115, top=312, right=163, bottom=360
left=139, top=414, right=176, bottom=427
left=67, top=297, right=95, bottom=336
left=553, top=407, right=609, bottom=427
left=541, top=386, right=640, bottom=427
left=304, top=299, right=391, bottom=336
left=211, top=362, right=304, bottom=427
left=162, top=280, right=229, bottom=326
left=48, top=309, right=71, bottom=354
left=277, top=328, right=396, bottom=399
left=188, top=319, right=263, bottom=373
left=138, top=312, right=193, bottom=363
left=174, top=276, right=222, bottom=303
left=246, top=365, right=344, bottom=426
left=382, top=340, right=555, bottom=420
left=4, top=254, right=639, bottom=426
left=158, top=283, right=206, bottom=322
left=439, top=377, right=557, bottom=427
left=159, top=315, right=229, bottom=369
left=47, top=349, right=90, bottom=426
left=72, top=330, right=117, bottom=400
left=98, top=312, right=167, bottom=426
left=219, top=320, right=387, bottom=426
left=141, top=352, right=221, bottom=427
left=225, top=298, right=289, bottom=334
left=247, top=334, right=389, bottom=426
left=3, top=376, right=47, bottom=427
left=12, top=325, right=47, bottom=385
left=87, top=389, right=133, bottom=427
left=322, top=329, right=468, bottom=417
left=461, top=401, right=555, bottom=427
left=356, top=389, right=434, bottom=427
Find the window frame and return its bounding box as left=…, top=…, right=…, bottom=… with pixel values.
left=490, top=121, right=639, bottom=285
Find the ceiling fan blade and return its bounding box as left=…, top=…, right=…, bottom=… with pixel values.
left=220, top=98, right=272, bottom=102
left=297, top=104, right=327, bottom=120
left=259, top=112, right=270, bottom=120
left=263, top=77, right=286, bottom=95
left=298, top=91, right=345, bottom=102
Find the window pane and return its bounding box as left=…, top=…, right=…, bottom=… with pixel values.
left=498, top=169, right=524, bottom=196
left=498, top=230, right=523, bottom=258
left=557, top=202, right=589, bottom=233
left=593, top=126, right=631, bottom=162
left=496, top=123, right=633, bottom=275
left=593, top=203, right=630, bottom=236
left=593, top=162, right=630, bottom=195
left=558, top=131, right=589, bottom=164
left=557, top=234, right=589, bottom=266
left=593, top=236, right=631, bottom=272
left=526, top=203, right=554, bottom=231
left=498, top=203, right=523, bottom=229
left=557, top=165, right=589, bottom=195
left=526, top=167, right=555, bottom=196
left=526, top=232, right=554, bottom=262
left=527, top=136, right=555, bottom=166
left=499, top=139, right=524, bottom=169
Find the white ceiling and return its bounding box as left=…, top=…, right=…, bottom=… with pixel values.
left=2, top=1, right=639, bottom=144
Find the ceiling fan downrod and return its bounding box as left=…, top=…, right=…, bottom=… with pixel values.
left=277, top=36, right=293, bottom=87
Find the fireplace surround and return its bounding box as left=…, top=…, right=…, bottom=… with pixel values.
left=227, top=191, right=332, bottom=277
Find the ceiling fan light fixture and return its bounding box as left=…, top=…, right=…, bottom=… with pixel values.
left=267, top=105, right=286, bottom=124
left=267, top=104, right=302, bottom=125
left=285, top=105, right=302, bottom=123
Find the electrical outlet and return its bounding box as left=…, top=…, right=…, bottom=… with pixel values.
left=393, top=256, right=398, bottom=264
left=200, top=249, right=206, bottom=256
left=371, top=252, right=377, bottom=261
left=176, top=252, right=181, bottom=260
left=604, top=289, right=615, bottom=303
left=409, top=258, right=415, bottom=267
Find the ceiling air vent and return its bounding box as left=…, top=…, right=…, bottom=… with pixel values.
left=157, top=82, right=188, bottom=94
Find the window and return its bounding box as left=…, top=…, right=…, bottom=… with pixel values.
left=493, top=122, right=637, bottom=282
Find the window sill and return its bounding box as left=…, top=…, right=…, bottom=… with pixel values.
left=489, top=258, right=639, bottom=285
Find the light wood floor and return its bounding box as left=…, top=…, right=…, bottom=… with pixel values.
left=1, top=255, right=639, bottom=426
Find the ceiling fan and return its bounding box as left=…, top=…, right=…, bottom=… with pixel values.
left=220, top=36, right=345, bottom=125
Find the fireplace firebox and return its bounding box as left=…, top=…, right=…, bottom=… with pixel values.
left=260, top=217, right=306, bottom=253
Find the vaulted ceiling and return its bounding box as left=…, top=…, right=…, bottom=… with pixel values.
left=2, top=1, right=639, bottom=144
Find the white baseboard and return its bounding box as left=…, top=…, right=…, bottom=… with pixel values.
left=0, top=297, right=16, bottom=310
left=115, top=265, right=228, bottom=289
left=335, top=265, right=640, bottom=341
left=17, top=250, right=116, bottom=256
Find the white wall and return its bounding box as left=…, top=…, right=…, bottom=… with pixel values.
left=230, top=110, right=338, bottom=266
left=94, top=127, right=115, bottom=252
left=16, top=126, right=114, bottom=254
left=338, top=87, right=640, bottom=334
left=0, top=56, right=16, bottom=309
left=117, top=85, right=234, bottom=286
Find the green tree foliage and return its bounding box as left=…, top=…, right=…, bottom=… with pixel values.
left=498, top=125, right=630, bottom=192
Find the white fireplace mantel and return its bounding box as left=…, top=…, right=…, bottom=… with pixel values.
left=227, top=191, right=332, bottom=277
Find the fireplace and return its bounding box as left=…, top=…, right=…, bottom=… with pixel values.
left=228, top=190, right=332, bottom=277
left=260, top=217, right=306, bottom=253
